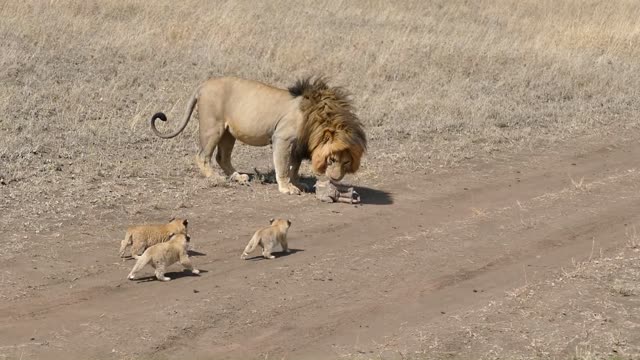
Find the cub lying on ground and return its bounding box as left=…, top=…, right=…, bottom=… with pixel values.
left=241, top=218, right=292, bottom=260
left=127, top=233, right=199, bottom=282
left=118, top=218, right=188, bottom=258
left=314, top=180, right=361, bottom=204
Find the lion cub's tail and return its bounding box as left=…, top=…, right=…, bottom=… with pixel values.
left=241, top=233, right=262, bottom=260
left=150, top=90, right=198, bottom=139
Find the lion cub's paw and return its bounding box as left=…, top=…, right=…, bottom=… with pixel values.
left=191, top=269, right=200, bottom=275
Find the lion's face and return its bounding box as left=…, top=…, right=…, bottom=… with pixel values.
left=312, top=148, right=361, bottom=182
left=325, top=151, right=352, bottom=181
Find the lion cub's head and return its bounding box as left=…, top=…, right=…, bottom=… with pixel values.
left=167, top=217, right=189, bottom=234
left=269, top=218, right=292, bottom=230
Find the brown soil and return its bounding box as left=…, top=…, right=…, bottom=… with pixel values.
left=1, top=134, right=639, bottom=360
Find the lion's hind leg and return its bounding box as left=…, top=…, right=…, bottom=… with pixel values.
left=130, top=241, right=145, bottom=259
left=128, top=254, right=150, bottom=280
left=196, top=107, right=227, bottom=179
left=281, top=237, right=290, bottom=253
left=215, top=130, right=238, bottom=176
left=154, top=264, right=171, bottom=281
left=180, top=254, right=200, bottom=275
left=119, top=232, right=133, bottom=258
left=262, top=241, right=276, bottom=260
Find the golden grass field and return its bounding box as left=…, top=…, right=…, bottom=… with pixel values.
left=1, top=1, right=640, bottom=359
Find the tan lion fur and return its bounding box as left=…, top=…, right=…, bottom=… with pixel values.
left=127, top=233, right=199, bottom=282
left=150, top=76, right=366, bottom=195
left=241, top=218, right=292, bottom=260
left=118, top=218, right=188, bottom=259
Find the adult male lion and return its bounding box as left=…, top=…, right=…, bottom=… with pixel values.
left=150, top=76, right=366, bottom=195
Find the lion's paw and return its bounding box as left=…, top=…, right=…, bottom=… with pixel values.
left=279, top=183, right=302, bottom=195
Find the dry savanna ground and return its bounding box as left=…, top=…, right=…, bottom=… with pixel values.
left=1, top=1, right=640, bottom=359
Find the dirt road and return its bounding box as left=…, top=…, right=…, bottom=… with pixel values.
left=1, top=136, right=639, bottom=360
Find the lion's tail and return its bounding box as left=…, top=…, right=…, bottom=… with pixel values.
left=150, top=90, right=198, bottom=139
left=241, top=233, right=261, bottom=259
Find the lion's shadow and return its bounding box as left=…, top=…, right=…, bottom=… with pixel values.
left=242, top=169, right=393, bottom=205
left=352, top=186, right=393, bottom=205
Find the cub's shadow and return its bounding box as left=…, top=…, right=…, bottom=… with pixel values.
left=133, top=269, right=209, bottom=283
left=243, top=169, right=394, bottom=205
left=243, top=248, right=304, bottom=261
left=122, top=249, right=207, bottom=260
left=187, top=250, right=207, bottom=257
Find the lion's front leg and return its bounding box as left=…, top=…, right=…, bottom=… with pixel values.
left=272, top=138, right=302, bottom=195
left=288, top=157, right=309, bottom=192
left=180, top=253, right=200, bottom=275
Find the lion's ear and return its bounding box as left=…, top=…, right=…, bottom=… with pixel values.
left=323, top=129, right=335, bottom=143
left=287, top=219, right=292, bottom=226
left=169, top=217, right=175, bottom=223
left=183, top=219, right=188, bottom=226
left=269, top=218, right=275, bottom=224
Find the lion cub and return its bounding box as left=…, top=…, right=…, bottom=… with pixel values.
left=241, top=218, right=292, bottom=260
left=118, top=218, right=188, bottom=259
left=127, top=233, right=199, bottom=281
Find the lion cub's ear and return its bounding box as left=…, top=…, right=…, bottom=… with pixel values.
left=186, top=235, right=191, bottom=242
left=287, top=219, right=292, bottom=226
left=269, top=218, right=275, bottom=224
left=183, top=219, right=188, bottom=226
left=169, top=217, right=176, bottom=223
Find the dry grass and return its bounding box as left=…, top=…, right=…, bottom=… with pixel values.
left=1, top=0, right=640, bottom=232
left=341, top=247, right=640, bottom=360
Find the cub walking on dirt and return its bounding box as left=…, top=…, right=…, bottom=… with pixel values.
left=128, top=233, right=199, bottom=281
left=241, top=218, right=292, bottom=260
left=118, top=218, right=188, bottom=258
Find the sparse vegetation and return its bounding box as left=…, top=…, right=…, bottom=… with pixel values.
left=2, top=0, right=640, bottom=232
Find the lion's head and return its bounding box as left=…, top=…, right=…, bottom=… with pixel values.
left=289, top=77, right=367, bottom=182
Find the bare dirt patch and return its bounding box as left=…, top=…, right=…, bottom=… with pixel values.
left=2, top=135, right=639, bottom=360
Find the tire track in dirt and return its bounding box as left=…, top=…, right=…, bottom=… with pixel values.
left=0, top=138, right=639, bottom=359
